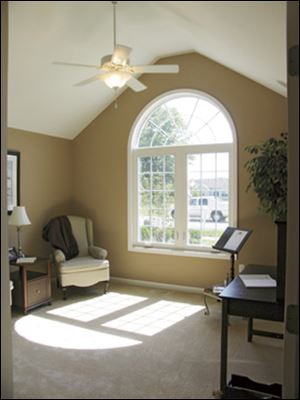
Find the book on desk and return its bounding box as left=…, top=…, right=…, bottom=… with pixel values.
left=16, top=257, right=37, bottom=264
left=239, top=274, right=277, bottom=288
left=213, top=285, right=225, bottom=294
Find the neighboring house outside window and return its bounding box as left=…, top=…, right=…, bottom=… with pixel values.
left=128, top=90, right=237, bottom=259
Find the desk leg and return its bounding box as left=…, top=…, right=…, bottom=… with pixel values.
left=248, top=318, right=253, bottom=342
left=220, top=298, right=229, bottom=395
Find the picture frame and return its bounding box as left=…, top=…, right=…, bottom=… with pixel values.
left=7, top=150, right=20, bottom=214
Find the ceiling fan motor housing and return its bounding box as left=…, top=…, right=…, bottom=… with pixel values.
left=101, top=55, right=112, bottom=66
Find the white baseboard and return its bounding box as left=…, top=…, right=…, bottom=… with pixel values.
left=111, top=276, right=204, bottom=294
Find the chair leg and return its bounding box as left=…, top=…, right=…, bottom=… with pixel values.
left=56, top=277, right=60, bottom=289
left=104, top=281, right=109, bottom=294
left=62, top=287, right=67, bottom=300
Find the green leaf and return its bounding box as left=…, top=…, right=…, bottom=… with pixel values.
left=244, top=133, right=288, bottom=220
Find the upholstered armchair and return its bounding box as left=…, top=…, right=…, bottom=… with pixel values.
left=52, top=216, right=109, bottom=299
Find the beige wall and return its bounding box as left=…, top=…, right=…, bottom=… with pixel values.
left=73, top=52, right=288, bottom=288
left=7, top=53, right=287, bottom=289
left=7, top=128, right=74, bottom=258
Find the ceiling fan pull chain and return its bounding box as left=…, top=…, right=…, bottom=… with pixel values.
left=113, top=88, right=118, bottom=109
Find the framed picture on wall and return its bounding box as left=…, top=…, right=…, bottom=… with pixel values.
left=7, top=150, right=20, bottom=214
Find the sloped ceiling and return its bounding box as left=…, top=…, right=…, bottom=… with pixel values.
left=8, top=1, right=287, bottom=140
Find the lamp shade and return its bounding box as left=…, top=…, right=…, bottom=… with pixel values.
left=9, top=206, right=31, bottom=227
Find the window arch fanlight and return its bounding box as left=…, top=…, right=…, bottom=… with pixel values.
left=128, top=89, right=237, bottom=259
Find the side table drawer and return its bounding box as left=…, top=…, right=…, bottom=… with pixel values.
left=27, top=277, right=50, bottom=307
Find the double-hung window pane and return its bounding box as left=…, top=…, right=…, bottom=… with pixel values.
left=187, top=153, right=229, bottom=247
left=138, top=155, right=175, bottom=244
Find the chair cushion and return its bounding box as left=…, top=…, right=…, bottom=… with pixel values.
left=58, top=257, right=109, bottom=274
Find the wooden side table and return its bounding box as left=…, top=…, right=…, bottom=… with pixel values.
left=10, top=258, right=52, bottom=314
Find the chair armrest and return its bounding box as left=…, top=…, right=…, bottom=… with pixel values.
left=88, top=245, right=107, bottom=260
left=54, top=249, right=66, bottom=264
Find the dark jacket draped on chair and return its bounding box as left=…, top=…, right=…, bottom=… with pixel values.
left=42, top=216, right=79, bottom=260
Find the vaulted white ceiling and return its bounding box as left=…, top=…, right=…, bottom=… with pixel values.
left=8, top=1, right=287, bottom=140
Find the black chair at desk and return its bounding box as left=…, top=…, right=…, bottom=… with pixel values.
left=218, top=264, right=284, bottom=398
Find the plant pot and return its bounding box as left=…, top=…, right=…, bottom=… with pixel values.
left=275, top=220, right=286, bottom=303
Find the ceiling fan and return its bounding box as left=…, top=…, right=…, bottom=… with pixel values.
left=54, top=1, right=179, bottom=92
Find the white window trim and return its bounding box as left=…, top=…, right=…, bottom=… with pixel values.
left=128, top=89, right=237, bottom=259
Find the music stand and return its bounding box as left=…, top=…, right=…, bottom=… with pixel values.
left=212, top=227, right=252, bottom=281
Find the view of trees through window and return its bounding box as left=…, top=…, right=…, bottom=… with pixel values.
left=131, top=93, right=235, bottom=252
left=138, top=97, right=232, bottom=148
left=138, top=155, right=175, bottom=244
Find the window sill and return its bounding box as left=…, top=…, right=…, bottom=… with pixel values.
left=129, top=245, right=230, bottom=260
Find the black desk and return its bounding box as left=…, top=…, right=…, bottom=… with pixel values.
left=219, top=264, right=284, bottom=398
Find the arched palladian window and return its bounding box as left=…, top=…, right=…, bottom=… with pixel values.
left=128, top=90, right=237, bottom=258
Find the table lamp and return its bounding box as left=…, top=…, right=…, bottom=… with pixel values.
left=8, top=206, right=31, bottom=257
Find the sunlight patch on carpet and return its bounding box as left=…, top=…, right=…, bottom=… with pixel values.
left=102, top=300, right=204, bottom=336
left=47, top=292, right=147, bottom=322
left=14, top=315, right=142, bottom=350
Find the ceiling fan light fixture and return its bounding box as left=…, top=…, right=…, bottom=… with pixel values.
left=103, top=71, right=130, bottom=89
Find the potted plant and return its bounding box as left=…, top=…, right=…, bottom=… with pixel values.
left=244, top=132, right=288, bottom=301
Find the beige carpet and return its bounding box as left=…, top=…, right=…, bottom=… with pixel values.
left=11, top=281, right=283, bottom=399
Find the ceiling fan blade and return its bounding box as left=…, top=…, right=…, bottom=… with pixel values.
left=73, top=74, right=104, bottom=86
left=111, top=45, right=132, bottom=65
left=132, top=64, right=179, bottom=74
left=53, top=61, right=100, bottom=69
left=126, top=77, right=147, bottom=92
